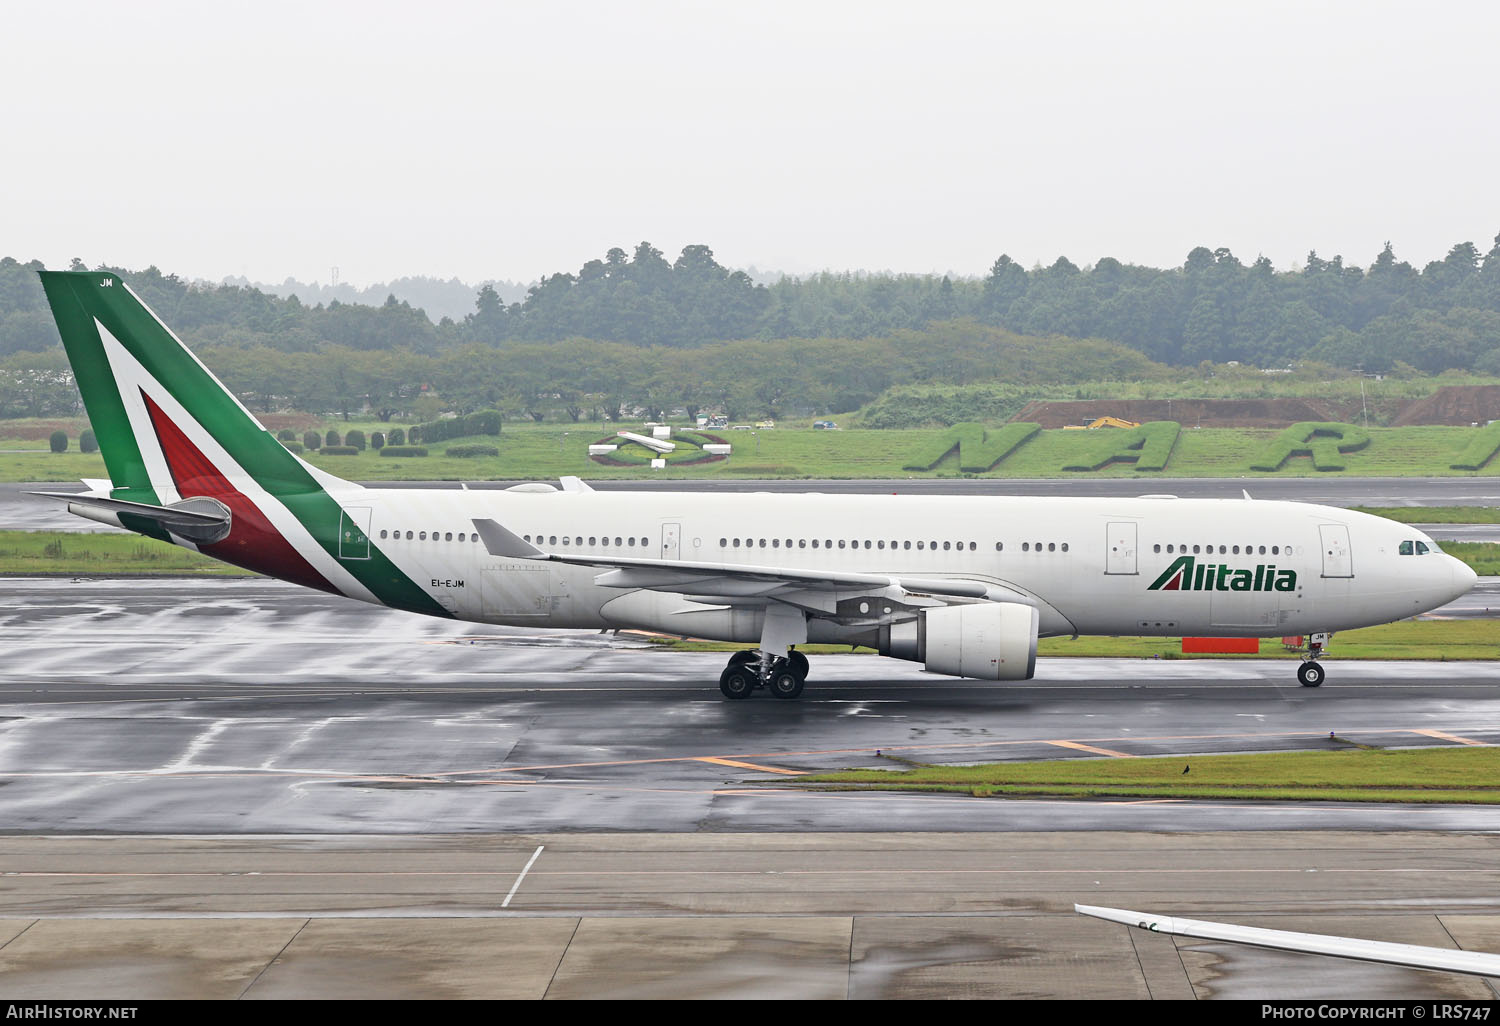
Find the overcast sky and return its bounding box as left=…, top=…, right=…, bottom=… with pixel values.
left=4, top=0, right=1498, bottom=287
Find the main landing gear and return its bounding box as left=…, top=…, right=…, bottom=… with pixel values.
left=1297, top=632, right=1331, bottom=688
left=719, top=649, right=810, bottom=701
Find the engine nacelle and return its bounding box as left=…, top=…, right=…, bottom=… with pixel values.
left=879, top=602, right=1039, bottom=680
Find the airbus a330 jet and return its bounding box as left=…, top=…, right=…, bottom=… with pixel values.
left=33, top=271, right=1477, bottom=699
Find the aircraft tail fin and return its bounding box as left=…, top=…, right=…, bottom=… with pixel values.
left=39, top=270, right=347, bottom=506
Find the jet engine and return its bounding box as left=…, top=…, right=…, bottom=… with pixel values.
left=878, top=601, right=1038, bottom=680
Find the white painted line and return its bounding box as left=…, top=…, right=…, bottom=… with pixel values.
left=501, top=845, right=544, bottom=908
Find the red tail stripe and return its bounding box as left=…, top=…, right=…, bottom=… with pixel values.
left=141, top=390, right=339, bottom=595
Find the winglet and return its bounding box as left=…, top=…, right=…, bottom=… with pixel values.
left=559, top=476, right=593, bottom=493
left=471, top=518, right=546, bottom=559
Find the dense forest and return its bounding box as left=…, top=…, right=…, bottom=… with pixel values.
left=1, top=235, right=1498, bottom=422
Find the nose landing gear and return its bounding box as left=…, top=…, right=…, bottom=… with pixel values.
left=718, top=649, right=811, bottom=700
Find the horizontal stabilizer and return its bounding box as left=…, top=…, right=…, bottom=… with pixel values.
left=30, top=491, right=231, bottom=542
left=1076, top=903, right=1500, bottom=979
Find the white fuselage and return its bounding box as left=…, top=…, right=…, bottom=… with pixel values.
left=340, top=488, right=1476, bottom=644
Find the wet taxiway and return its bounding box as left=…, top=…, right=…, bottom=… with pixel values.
left=2, top=576, right=1499, bottom=835
left=3, top=576, right=1500, bottom=998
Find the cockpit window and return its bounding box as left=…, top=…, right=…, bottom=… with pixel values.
left=1399, top=540, right=1413, bottom=556
left=1415, top=540, right=1431, bottom=555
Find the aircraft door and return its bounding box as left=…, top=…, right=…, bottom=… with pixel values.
left=1319, top=524, right=1354, bottom=578
left=338, top=507, right=371, bottom=560
left=661, top=522, right=681, bottom=560
left=1105, top=522, right=1137, bottom=575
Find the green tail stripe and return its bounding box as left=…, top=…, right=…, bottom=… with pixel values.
left=40, top=270, right=450, bottom=618
left=39, top=273, right=160, bottom=505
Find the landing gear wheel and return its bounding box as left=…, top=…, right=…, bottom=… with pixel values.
left=719, top=664, right=756, bottom=700
left=1298, top=661, right=1325, bottom=688
left=727, top=650, right=757, bottom=668
left=769, top=666, right=805, bottom=700
left=787, top=651, right=809, bottom=681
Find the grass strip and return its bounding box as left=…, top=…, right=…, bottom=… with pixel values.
left=794, top=746, right=1500, bottom=803
left=0, top=531, right=256, bottom=576
left=1349, top=506, right=1500, bottom=524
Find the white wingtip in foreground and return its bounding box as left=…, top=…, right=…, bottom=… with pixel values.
left=1076, top=903, right=1500, bottom=979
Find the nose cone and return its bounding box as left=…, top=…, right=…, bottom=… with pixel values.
left=1451, top=555, right=1479, bottom=599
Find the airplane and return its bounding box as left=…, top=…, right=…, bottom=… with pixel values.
left=1076, top=903, right=1500, bottom=981
left=33, top=270, right=1478, bottom=700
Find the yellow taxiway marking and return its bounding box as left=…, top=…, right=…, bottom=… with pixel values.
left=1410, top=728, right=1489, bottom=746
left=1042, top=740, right=1135, bottom=758
left=695, top=757, right=806, bottom=776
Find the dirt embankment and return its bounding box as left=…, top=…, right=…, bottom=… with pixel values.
left=1391, top=386, right=1500, bottom=426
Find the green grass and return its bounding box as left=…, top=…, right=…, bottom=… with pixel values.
left=0, top=531, right=255, bottom=576
left=793, top=747, right=1500, bottom=803
left=1350, top=506, right=1500, bottom=523
left=5, top=421, right=1500, bottom=481
left=640, top=618, right=1499, bottom=660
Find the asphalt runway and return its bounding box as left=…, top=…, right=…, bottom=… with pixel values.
left=3, top=577, right=1500, bottom=998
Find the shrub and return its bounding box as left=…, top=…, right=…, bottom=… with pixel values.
left=411, top=410, right=503, bottom=445
left=277, top=430, right=296, bottom=442
left=282, top=441, right=305, bottom=454
left=371, top=431, right=386, bottom=450
left=1250, top=422, right=1370, bottom=472
left=79, top=429, right=98, bottom=453
left=388, top=428, right=406, bottom=446
left=325, top=429, right=342, bottom=448
left=345, top=429, right=366, bottom=451
left=1451, top=421, right=1500, bottom=471
left=447, top=443, right=499, bottom=458
left=49, top=431, right=67, bottom=453
left=321, top=445, right=359, bottom=455
left=380, top=445, right=428, bottom=457
left=303, top=431, right=321, bottom=451
left=408, top=426, right=422, bottom=444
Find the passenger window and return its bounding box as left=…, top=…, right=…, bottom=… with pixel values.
left=943, top=541, right=951, bottom=551
left=838, top=540, right=846, bottom=549
left=917, top=541, right=924, bottom=550
left=905, top=541, right=912, bottom=550
left=1272, top=545, right=1279, bottom=555
left=627, top=537, right=635, bottom=546
left=994, top=542, right=1002, bottom=552
left=799, top=540, right=806, bottom=548
left=1048, top=543, right=1055, bottom=552
left=379, top=530, right=387, bottom=539
left=419, top=531, right=427, bottom=541
left=1154, top=544, right=1162, bottom=553
left=878, top=540, right=886, bottom=549
left=772, top=539, right=780, bottom=548
left=969, top=542, right=976, bottom=551
left=811, top=539, right=819, bottom=548
left=1061, top=543, right=1069, bottom=552
left=864, top=540, right=872, bottom=549
left=1232, top=545, right=1239, bottom=555
left=759, top=539, right=766, bottom=548
left=1022, top=542, right=1029, bottom=552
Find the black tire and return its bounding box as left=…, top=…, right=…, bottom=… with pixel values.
left=769, top=669, right=805, bottom=700
left=787, top=650, right=809, bottom=681
left=1298, top=661, right=1325, bottom=688
left=727, top=650, right=757, bottom=668
left=719, top=665, right=756, bottom=700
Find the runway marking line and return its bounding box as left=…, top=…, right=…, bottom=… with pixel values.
left=502, top=845, right=544, bottom=908
left=694, top=757, right=806, bottom=776
left=1410, top=728, right=1489, bottom=746
left=1042, top=740, right=1135, bottom=758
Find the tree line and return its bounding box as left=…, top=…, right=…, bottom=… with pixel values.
left=1, top=235, right=1499, bottom=421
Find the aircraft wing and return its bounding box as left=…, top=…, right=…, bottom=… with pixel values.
left=471, top=517, right=1033, bottom=620
left=1076, top=904, right=1500, bottom=979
